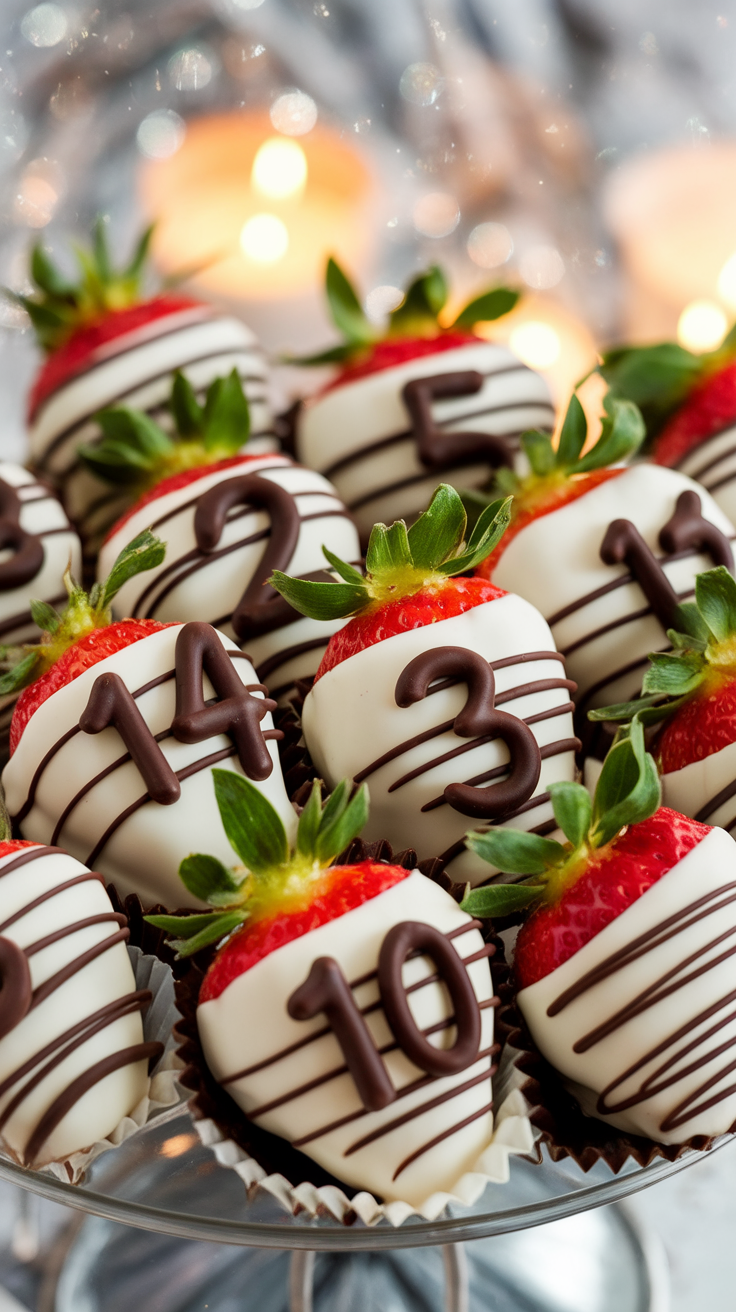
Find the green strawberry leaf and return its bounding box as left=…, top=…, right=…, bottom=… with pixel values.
left=521, top=429, right=556, bottom=478
left=597, top=342, right=702, bottom=431
left=438, top=496, right=512, bottom=575
left=124, top=222, right=155, bottom=280
left=29, top=599, right=61, bottom=634
left=667, top=621, right=708, bottom=653
left=464, top=827, right=566, bottom=875
left=321, top=546, right=365, bottom=586
left=315, top=781, right=369, bottom=863
left=460, top=882, right=544, bottom=918
left=694, top=566, right=736, bottom=642
left=588, top=693, right=675, bottom=724
left=641, top=650, right=706, bottom=697
left=296, top=779, right=323, bottom=859
left=452, top=286, right=519, bottom=329
left=178, top=852, right=243, bottom=903
left=548, top=781, right=592, bottom=848
left=325, top=256, right=375, bottom=345
left=269, top=571, right=368, bottom=621
left=212, top=769, right=289, bottom=876
left=407, top=483, right=466, bottom=570
left=144, top=911, right=231, bottom=938
left=202, top=369, right=250, bottom=454
left=575, top=394, right=645, bottom=473
left=590, top=717, right=661, bottom=849
left=146, top=909, right=248, bottom=958
left=30, top=245, right=74, bottom=299
left=97, top=529, right=166, bottom=612
left=365, top=520, right=412, bottom=576
left=170, top=370, right=204, bottom=437
left=282, top=343, right=358, bottom=367
left=555, top=393, right=587, bottom=467
left=390, top=267, right=448, bottom=333
left=0, top=650, right=42, bottom=696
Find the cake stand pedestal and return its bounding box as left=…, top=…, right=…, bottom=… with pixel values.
left=0, top=1108, right=714, bottom=1312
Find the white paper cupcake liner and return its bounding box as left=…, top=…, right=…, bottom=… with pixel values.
left=0, top=945, right=185, bottom=1186
left=192, top=1049, right=535, bottom=1228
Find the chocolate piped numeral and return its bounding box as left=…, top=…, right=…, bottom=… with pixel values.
left=287, top=921, right=483, bottom=1112
left=172, top=622, right=278, bottom=781
left=0, top=936, right=31, bottom=1042
left=395, top=647, right=541, bottom=819
left=0, top=479, right=44, bottom=591
left=600, top=491, right=734, bottom=631
left=288, top=956, right=395, bottom=1111
left=402, top=373, right=514, bottom=472
left=193, top=474, right=300, bottom=641
left=80, top=672, right=181, bottom=805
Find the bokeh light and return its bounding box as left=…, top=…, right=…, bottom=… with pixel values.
left=717, top=252, right=736, bottom=311
left=365, top=285, right=404, bottom=322
left=467, top=223, right=514, bottom=269
left=519, top=246, right=565, bottom=291
left=252, top=137, right=307, bottom=199
left=399, top=63, right=444, bottom=106
left=677, top=299, right=727, bottom=352
left=168, top=47, right=216, bottom=92
left=20, top=3, right=67, bottom=48
left=240, top=213, right=289, bottom=264
left=136, top=110, right=186, bottom=160
left=413, top=192, right=460, bottom=238
left=510, top=321, right=562, bottom=369
left=270, top=92, right=317, bottom=137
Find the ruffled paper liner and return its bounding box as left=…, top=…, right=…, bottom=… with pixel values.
left=0, top=941, right=184, bottom=1186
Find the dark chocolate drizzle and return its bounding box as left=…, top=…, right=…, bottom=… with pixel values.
left=394, top=647, right=541, bottom=819
left=0, top=479, right=45, bottom=591
left=80, top=672, right=182, bottom=805
left=0, top=937, right=31, bottom=1041
left=402, top=372, right=515, bottom=472
left=172, top=622, right=277, bottom=781
left=658, top=489, right=734, bottom=568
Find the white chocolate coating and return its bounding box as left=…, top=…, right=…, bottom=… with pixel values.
left=1, top=624, right=296, bottom=909
left=518, top=826, right=736, bottom=1142
left=492, top=464, right=736, bottom=710
left=674, top=424, right=736, bottom=527
left=296, top=341, right=554, bottom=541
left=661, top=740, right=736, bottom=833
left=302, top=594, right=577, bottom=884
left=98, top=456, right=361, bottom=703
left=198, top=870, right=496, bottom=1206
left=0, top=843, right=148, bottom=1166
left=0, top=463, right=81, bottom=648
left=28, top=307, right=277, bottom=547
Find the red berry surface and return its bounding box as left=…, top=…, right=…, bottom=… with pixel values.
left=10, top=619, right=173, bottom=754
left=314, top=577, right=506, bottom=681
left=477, top=468, right=623, bottom=580
left=654, top=361, right=736, bottom=469
left=200, top=861, right=410, bottom=1002
left=104, top=453, right=275, bottom=544
left=656, top=677, right=736, bottom=773
left=29, top=294, right=205, bottom=418
left=318, top=332, right=479, bottom=396
left=0, top=841, right=43, bottom=857
left=514, top=808, right=709, bottom=990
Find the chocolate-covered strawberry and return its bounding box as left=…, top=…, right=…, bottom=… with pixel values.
left=0, top=533, right=294, bottom=907
left=294, top=259, right=554, bottom=543
left=598, top=328, right=736, bottom=523
left=0, top=463, right=82, bottom=759
left=93, top=371, right=360, bottom=703
left=477, top=392, right=736, bottom=712
left=590, top=565, right=736, bottom=834
left=12, top=221, right=275, bottom=551
left=0, top=829, right=159, bottom=1168
left=148, top=771, right=500, bottom=1207
left=271, top=485, right=578, bottom=885
left=462, top=722, right=736, bottom=1144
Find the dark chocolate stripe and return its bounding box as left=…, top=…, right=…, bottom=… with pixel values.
left=546, top=541, right=716, bottom=629
left=145, top=463, right=288, bottom=533
left=0, top=846, right=68, bottom=878
left=31, top=927, right=130, bottom=1010
left=24, top=912, right=127, bottom=958
left=255, top=639, right=330, bottom=689
left=674, top=424, right=736, bottom=478
left=694, top=776, right=736, bottom=823
left=705, top=466, right=736, bottom=495
left=344, top=1055, right=494, bottom=1156
left=421, top=739, right=579, bottom=813
left=392, top=1099, right=495, bottom=1180
left=0, top=872, right=106, bottom=933
left=575, top=654, right=654, bottom=713
left=558, top=589, right=696, bottom=660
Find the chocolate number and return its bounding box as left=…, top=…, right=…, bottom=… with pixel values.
left=193, top=474, right=300, bottom=642
left=395, top=646, right=541, bottom=819
left=600, top=490, right=733, bottom=630
left=0, top=936, right=32, bottom=1042
left=287, top=920, right=483, bottom=1112
left=80, top=672, right=181, bottom=805
left=172, top=621, right=279, bottom=781
left=402, top=372, right=515, bottom=472
left=0, top=479, right=44, bottom=591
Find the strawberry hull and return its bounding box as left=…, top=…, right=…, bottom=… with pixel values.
left=302, top=591, right=578, bottom=885
left=489, top=464, right=736, bottom=712
left=197, top=869, right=497, bottom=1206
left=1, top=623, right=296, bottom=908
left=296, top=339, right=555, bottom=544
left=28, top=300, right=277, bottom=553
left=517, top=824, right=736, bottom=1143
left=0, top=842, right=152, bottom=1167
left=97, top=454, right=361, bottom=705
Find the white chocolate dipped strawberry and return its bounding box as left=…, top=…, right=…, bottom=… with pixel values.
left=13, top=222, right=275, bottom=552
left=271, top=486, right=578, bottom=886
left=463, top=722, right=736, bottom=1144
left=0, top=833, right=159, bottom=1168
left=590, top=565, right=736, bottom=837
left=0, top=464, right=81, bottom=756
left=148, top=773, right=501, bottom=1207
left=91, top=372, right=360, bottom=704
left=477, top=393, right=736, bottom=713
left=0, top=534, right=295, bottom=908
left=293, top=260, right=554, bottom=543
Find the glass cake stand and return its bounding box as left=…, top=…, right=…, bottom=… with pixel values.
left=0, top=1104, right=725, bottom=1312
